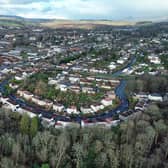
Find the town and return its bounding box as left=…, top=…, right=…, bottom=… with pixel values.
left=0, top=22, right=168, bottom=128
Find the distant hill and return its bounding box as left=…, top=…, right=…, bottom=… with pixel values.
left=0, top=15, right=26, bottom=27
left=40, top=20, right=136, bottom=29
left=0, top=15, right=53, bottom=27
left=0, top=15, right=137, bottom=28
left=0, top=15, right=164, bottom=29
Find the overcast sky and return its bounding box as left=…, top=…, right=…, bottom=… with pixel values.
left=0, top=0, right=168, bottom=20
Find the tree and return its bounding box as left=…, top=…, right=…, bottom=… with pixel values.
left=0, top=157, right=15, bottom=168
left=154, top=120, right=167, bottom=145
left=30, top=117, right=38, bottom=137
left=20, top=114, right=30, bottom=135
left=12, top=142, right=21, bottom=164
left=72, top=143, right=85, bottom=168
left=41, top=164, right=50, bottom=168
left=55, top=131, right=70, bottom=168
left=145, top=104, right=161, bottom=121
left=35, top=80, right=47, bottom=96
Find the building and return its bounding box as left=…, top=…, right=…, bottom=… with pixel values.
left=67, top=106, right=79, bottom=114
left=55, top=121, right=80, bottom=128
left=91, top=104, right=104, bottom=112
left=53, top=103, right=64, bottom=112
left=17, top=90, right=33, bottom=100
left=80, top=106, right=93, bottom=114
left=101, top=98, right=113, bottom=107
left=32, top=96, right=53, bottom=107
left=148, top=94, right=163, bottom=102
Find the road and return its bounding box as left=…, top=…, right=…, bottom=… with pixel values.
left=0, top=56, right=136, bottom=123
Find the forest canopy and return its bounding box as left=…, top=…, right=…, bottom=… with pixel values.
left=0, top=102, right=168, bottom=168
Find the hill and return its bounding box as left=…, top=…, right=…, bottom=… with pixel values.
left=40, top=20, right=136, bottom=29
left=0, top=15, right=157, bottom=29
left=0, top=15, right=51, bottom=27
left=0, top=15, right=25, bottom=27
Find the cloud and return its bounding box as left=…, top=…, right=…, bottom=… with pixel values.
left=0, top=0, right=167, bottom=20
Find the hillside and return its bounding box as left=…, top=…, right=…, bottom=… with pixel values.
left=0, top=15, right=155, bottom=29
left=0, top=15, right=25, bottom=27
left=0, top=15, right=47, bottom=27
left=40, top=20, right=136, bottom=29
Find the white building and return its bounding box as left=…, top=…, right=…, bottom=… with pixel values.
left=91, top=104, right=104, bottom=112
left=53, top=104, right=64, bottom=112
left=101, top=98, right=113, bottom=107
left=17, top=108, right=37, bottom=118
left=148, top=55, right=161, bottom=64
left=117, top=59, right=125, bottom=64
left=3, top=100, right=20, bottom=112
left=32, top=96, right=53, bottom=107
left=55, top=121, right=80, bottom=128
left=17, top=90, right=33, bottom=100
left=80, top=106, right=93, bottom=114
left=57, top=84, right=68, bottom=92
left=67, top=106, right=79, bottom=114
left=48, top=79, right=58, bottom=85
left=69, top=77, right=80, bottom=83
left=148, top=94, right=163, bottom=102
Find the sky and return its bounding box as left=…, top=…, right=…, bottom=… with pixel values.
left=0, top=0, right=168, bottom=20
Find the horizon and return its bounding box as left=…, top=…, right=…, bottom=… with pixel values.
left=0, top=0, right=168, bottom=21
left=0, top=14, right=166, bottom=23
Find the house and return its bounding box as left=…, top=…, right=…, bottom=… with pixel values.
left=69, top=77, right=80, bottom=83
left=91, top=104, right=104, bottom=112
left=57, top=84, right=68, bottom=92
left=32, top=96, right=53, bottom=107
left=82, top=87, right=95, bottom=94
left=67, top=106, right=79, bottom=114
left=29, top=37, right=36, bottom=41
left=0, top=96, right=9, bottom=104
left=108, top=62, right=116, bottom=70
left=80, top=106, right=93, bottom=114
left=101, top=98, right=113, bottom=107
left=135, top=101, right=146, bottom=111
left=135, top=93, right=148, bottom=99
left=106, top=91, right=116, bottom=99
left=53, top=103, right=64, bottom=112
left=148, top=94, right=163, bottom=102
left=81, top=120, right=96, bottom=127
left=69, top=85, right=80, bottom=93
left=100, top=85, right=111, bottom=90
left=55, top=121, right=80, bottom=128
left=117, top=59, right=125, bottom=64
left=1, top=68, right=11, bottom=74
left=44, top=99, right=53, bottom=108
left=119, top=110, right=142, bottom=121
left=119, top=110, right=139, bottom=121
left=48, top=79, right=58, bottom=85
left=81, top=119, right=120, bottom=128
left=148, top=55, right=161, bottom=64
left=17, top=107, right=37, bottom=118
left=3, top=99, right=20, bottom=112
left=41, top=116, right=55, bottom=127
left=109, top=79, right=120, bottom=84
left=9, top=83, right=19, bottom=89
left=122, top=68, right=134, bottom=75
left=17, top=90, right=33, bottom=100
left=148, top=71, right=159, bottom=75
left=15, top=75, right=24, bottom=81
left=135, top=71, right=144, bottom=75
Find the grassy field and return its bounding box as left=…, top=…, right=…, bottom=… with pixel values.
left=0, top=21, right=22, bottom=27
left=0, top=16, right=37, bottom=27
left=41, top=20, right=136, bottom=29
